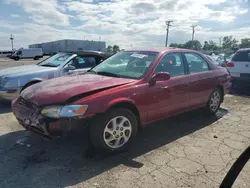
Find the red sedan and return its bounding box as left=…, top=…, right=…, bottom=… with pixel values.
left=12, top=48, right=231, bottom=152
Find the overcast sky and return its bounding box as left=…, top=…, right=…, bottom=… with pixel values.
left=0, top=0, right=250, bottom=50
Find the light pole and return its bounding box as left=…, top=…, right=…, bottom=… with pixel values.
left=10, top=34, right=14, bottom=51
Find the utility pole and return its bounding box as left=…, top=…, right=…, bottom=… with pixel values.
left=191, top=25, right=197, bottom=41
left=165, top=20, right=173, bottom=47
left=98, top=36, right=101, bottom=51
left=10, top=34, right=14, bottom=51
left=219, top=37, right=222, bottom=47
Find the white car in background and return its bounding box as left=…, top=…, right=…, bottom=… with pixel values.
left=226, top=48, right=250, bottom=87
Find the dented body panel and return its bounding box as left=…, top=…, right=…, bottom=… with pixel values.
left=12, top=48, right=232, bottom=137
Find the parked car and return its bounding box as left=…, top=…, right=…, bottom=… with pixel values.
left=226, top=48, right=250, bottom=87
left=12, top=48, right=231, bottom=153
left=204, top=55, right=220, bottom=66
left=0, top=51, right=110, bottom=101
left=10, top=48, right=43, bottom=60
left=0, top=51, right=14, bottom=58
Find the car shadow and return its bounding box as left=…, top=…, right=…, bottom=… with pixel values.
left=0, top=108, right=228, bottom=188
left=230, top=88, right=250, bottom=98
left=0, top=102, right=12, bottom=114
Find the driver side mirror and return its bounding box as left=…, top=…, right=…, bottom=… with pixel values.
left=150, top=72, right=170, bottom=84
left=64, top=65, right=75, bottom=71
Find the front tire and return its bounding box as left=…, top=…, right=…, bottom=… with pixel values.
left=90, top=108, right=138, bottom=153
left=206, top=88, right=222, bottom=114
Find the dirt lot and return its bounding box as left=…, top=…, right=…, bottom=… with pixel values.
left=0, top=57, right=49, bottom=69
left=0, top=58, right=250, bottom=188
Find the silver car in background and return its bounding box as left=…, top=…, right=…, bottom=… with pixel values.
left=0, top=51, right=110, bottom=101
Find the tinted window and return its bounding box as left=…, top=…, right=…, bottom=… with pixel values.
left=232, top=50, right=250, bottom=62
left=155, top=53, right=185, bottom=77
left=68, top=56, right=97, bottom=69
left=184, top=53, right=209, bottom=73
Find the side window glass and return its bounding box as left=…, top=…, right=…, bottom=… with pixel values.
left=155, top=53, right=185, bottom=77
left=77, top=56, right=97, bottom=68
left=67, top=58, right=79, bottom=69
left=184, top=53, right=209, bottom=73
left=76, top=56, right=86, bottom=65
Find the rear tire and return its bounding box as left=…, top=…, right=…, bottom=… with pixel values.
left=205, top=88, right=222, bottom=115
left=90, top=108, right=138, bottom=153
left=34, top=56, right=39, bottom=60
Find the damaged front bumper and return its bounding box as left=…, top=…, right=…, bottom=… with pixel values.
left=12, top=97, right=90, bottom=139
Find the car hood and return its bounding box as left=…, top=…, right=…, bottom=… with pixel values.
left=0, top=65, right=56, bottom=77
left=21, top=73, right=135, bottom=106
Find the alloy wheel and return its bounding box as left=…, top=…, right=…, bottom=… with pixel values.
left=210, top=91, right=221, bottom=112
left=103, top=116, right=132, bottom=149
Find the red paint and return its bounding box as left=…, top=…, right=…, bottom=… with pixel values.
left=13, top=49, right=231, bottom=129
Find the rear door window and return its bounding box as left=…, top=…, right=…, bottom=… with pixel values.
left=232, top=50, right=250, bottom=62
left=184, top=53, right=210, bottom=73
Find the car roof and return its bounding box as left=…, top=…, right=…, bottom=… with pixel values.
left=73, top=51, right=106, bottom=55
left=124, top=47, right=198, bottom=53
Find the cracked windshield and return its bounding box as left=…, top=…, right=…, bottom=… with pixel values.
left=0, top=0, right=249, bottom=188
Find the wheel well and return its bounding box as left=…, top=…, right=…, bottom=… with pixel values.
left=216, top=85, right=224, bottom=102
left=108, top=102, right=141, bottom=129
left=21, top=80, right=41, bottom=92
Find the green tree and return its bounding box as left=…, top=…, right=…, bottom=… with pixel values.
left=113, top=45, right=120, bottom=52
left=169, top=43, right=179, bottom=48
left=203, top=41, right=209, bottom=50
left=222, top=36, right=238, bottom=49
left=184, top=40, right=202, bottom=50
left=169, top=43, right=184, bottom=48
left=107, top=45, right=113, bottom=52
left=239, top=38, right=250, bottom=48
left=177, top=44, right=185, bottom=48
left=203, top=40, right=220, bottom=50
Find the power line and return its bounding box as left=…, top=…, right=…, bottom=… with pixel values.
left=165, top=20, right=173, bottom=47
left=191, top=25, right=197, bottom=41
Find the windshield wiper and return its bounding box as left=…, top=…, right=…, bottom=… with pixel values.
left=87, top=69, right=97, bottom=74
left=96, top=71, right=120, bottom=78
left=39, top=63, right=57, bottom=67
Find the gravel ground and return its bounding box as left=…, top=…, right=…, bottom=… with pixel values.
left=0, top=58, right=249, bottom=188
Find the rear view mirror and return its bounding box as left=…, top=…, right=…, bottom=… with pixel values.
left=150, top=72, right=170, bottom=84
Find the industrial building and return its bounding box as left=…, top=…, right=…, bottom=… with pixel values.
left=29, top=39, right=106, bottom=55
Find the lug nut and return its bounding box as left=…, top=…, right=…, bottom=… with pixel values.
left=120, top=127, right=123, bottom=131
left=113, top=131, right=116, bottom=135
left=116, top=127, right=119, bottom=130
left=116, top=135, right=119, bottom=138
left=120, top=133, right=123, bottom=136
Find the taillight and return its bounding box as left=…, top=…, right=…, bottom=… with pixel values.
left=226, top=61, right=234, bottom=67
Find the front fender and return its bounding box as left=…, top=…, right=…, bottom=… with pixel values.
left=106, top=97, right=136, bottom=110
